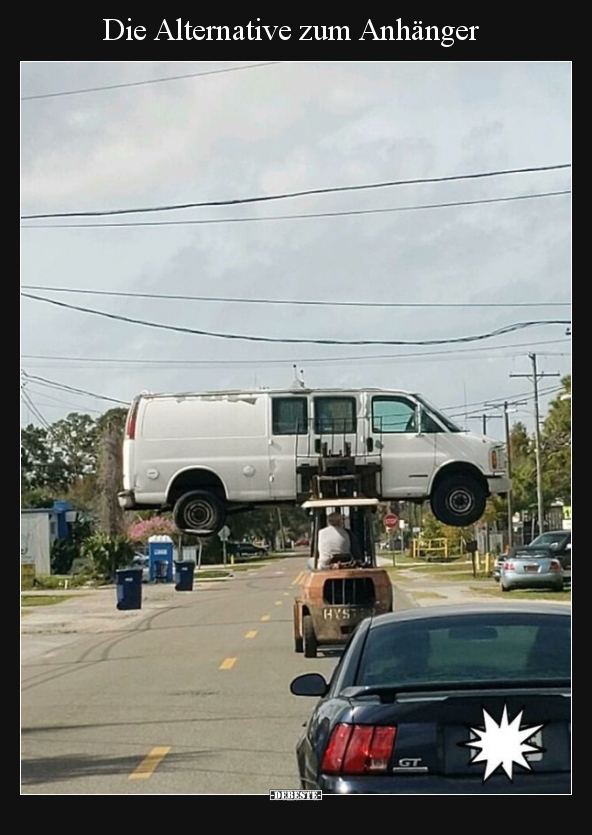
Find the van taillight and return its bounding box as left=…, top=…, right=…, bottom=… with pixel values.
left=491, top=449, right=498, bottom=469
left=321, top=724, right=397, bottom=775
left=126, top=400, right=140, bottom=440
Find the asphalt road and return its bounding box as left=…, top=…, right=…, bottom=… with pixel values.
left=19, top=555, right=523, bottom=795
left=22, top=556, right=353, bottom=794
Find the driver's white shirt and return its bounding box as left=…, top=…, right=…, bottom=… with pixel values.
left=317, top=525, right=351, bottom=569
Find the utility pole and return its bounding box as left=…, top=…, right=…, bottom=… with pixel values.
left=486, top=399, right=528, bottom=548
left=510, top=354, right=560, bottom=536
left=467, top=413, right=503, bottom=436
left=276, top=506, right=285, bottom=551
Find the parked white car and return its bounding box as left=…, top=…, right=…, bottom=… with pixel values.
left=118, top=386, right=509, bottom=533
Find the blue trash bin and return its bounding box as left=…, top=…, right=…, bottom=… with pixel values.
left=174, top=561, right=195, bottom=591
left=116, top=568, right=143, bottom=610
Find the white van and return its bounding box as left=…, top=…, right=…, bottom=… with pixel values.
left=118, top=386, right=509, bottom=532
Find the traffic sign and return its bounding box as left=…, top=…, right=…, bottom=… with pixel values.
left=384, top=512, right=399, bottom=530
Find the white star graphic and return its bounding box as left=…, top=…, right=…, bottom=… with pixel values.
left=463, top=704, right=545, bottom=781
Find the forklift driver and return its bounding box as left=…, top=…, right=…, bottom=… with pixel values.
left=315, top=512, right=362, bottom=570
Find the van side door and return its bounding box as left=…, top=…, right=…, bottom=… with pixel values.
left=269, top=395, right=310, bottom=499
left=312, top=394, right=360, bottom=458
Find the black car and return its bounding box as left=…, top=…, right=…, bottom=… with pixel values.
left=493, top=531, right=571, bottom=581
left=226, top=541, right=269, bottom=558
left=290, top=604, right=571, bottom=794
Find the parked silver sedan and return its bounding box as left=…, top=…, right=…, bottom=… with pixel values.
left=500, top=546, right=565, bottom=592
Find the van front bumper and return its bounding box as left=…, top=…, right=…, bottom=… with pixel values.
left=487, top=475, right=510, bottom=494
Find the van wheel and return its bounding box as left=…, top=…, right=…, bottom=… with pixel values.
left=430, top=475, right=487, bottom=527
left=302, top=615, right=317, bottom=658
left=173, top=491, right=225, bottom=533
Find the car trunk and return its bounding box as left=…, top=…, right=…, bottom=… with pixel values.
left=355, top=689, right=571, bottom=777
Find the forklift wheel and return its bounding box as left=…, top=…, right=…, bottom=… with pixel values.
left=303, top=615, right=318, bottom=658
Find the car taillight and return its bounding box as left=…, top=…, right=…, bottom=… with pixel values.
left=550, top=559, right=561, bottom=571
left=125, top=399, right=140, bottom=440
left=503, top=561, right=515, bottom=570
left=321, top=724, right=397, bottom=776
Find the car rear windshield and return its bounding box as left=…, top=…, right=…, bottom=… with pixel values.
left=357, top=614, right=571, bottom=687
left=530, top=532, right=570, bottom=548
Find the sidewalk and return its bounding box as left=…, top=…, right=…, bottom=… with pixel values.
left=20, top=582, right=209, bottom=662
left=21, top=583, right=178, bottom=635
left=391, top=567, right=494, bottom=608
left=377, top=555, right=491, bottom=608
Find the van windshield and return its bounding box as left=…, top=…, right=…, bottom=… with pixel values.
left=415, top=395, right=463, bottom=432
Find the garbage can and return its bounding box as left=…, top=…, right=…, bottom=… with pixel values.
left=116, top=568, right=142, bottom=610
left=175, top=561, right=195, bottom=591
left=154, top=560, right=168, bottom=583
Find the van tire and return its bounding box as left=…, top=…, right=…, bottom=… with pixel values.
left=430, top=474, right=487, bottom=527
left=173, top=490, right=226, bottom=533
left=303, top=615, right=317, bottom=658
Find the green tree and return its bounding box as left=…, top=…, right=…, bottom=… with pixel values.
left=50, top=413, right=98, bottom=481
left=506, top=378, right=571, bottom=520
left=21, top=424, right=71, bottom=494
left=541, top=375, right=571, bottom=505
left=508, top=421, right=537, bottom=513
left=224, top=505, right=310, bottom=547
left=95, top=407, right=128, bottom=535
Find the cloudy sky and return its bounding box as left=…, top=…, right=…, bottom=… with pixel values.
left=20, top=61, right=571, bottom=441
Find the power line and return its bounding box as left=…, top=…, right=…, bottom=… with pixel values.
left=445, top=383, right=564, bottom=415
left=21, top=62, right=286, bottom=101
left=21, top=164, right=571, bottom=220
left=20, top=371, right=564, bottom=430
left=20, top=284, right=571, bottom=309
left=20, top=388, right=51, bottom=429
left=20, top=371, right=128, bottom=404
left=22, top=386, right=104, bottom=414
left=20, top=189, right=572, bottom=228
left=20, top=339, right=571, bottom=369
left=21, top=292, right=571, bottom=346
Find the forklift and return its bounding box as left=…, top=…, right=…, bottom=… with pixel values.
left=293, top=497, right=393, bottom=658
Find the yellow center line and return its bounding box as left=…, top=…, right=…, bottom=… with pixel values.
left=292, top=572, right=305, bottom=585
left=245, top=630, right=258, bottom=639
left=220, top=657, right=237, bottom=670
left=129, top=746, right=171, bottom=780
left=261, top=615, right=271, bottom=621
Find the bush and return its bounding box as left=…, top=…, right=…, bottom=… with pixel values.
left=127, top=515, right=176, bottom=544
left=80, top=534, right=135, bottom=582
left=50, top=515, right=94, bottom=574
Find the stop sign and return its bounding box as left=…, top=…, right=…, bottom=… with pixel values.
left=384, top=512, right=399, bottom=530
